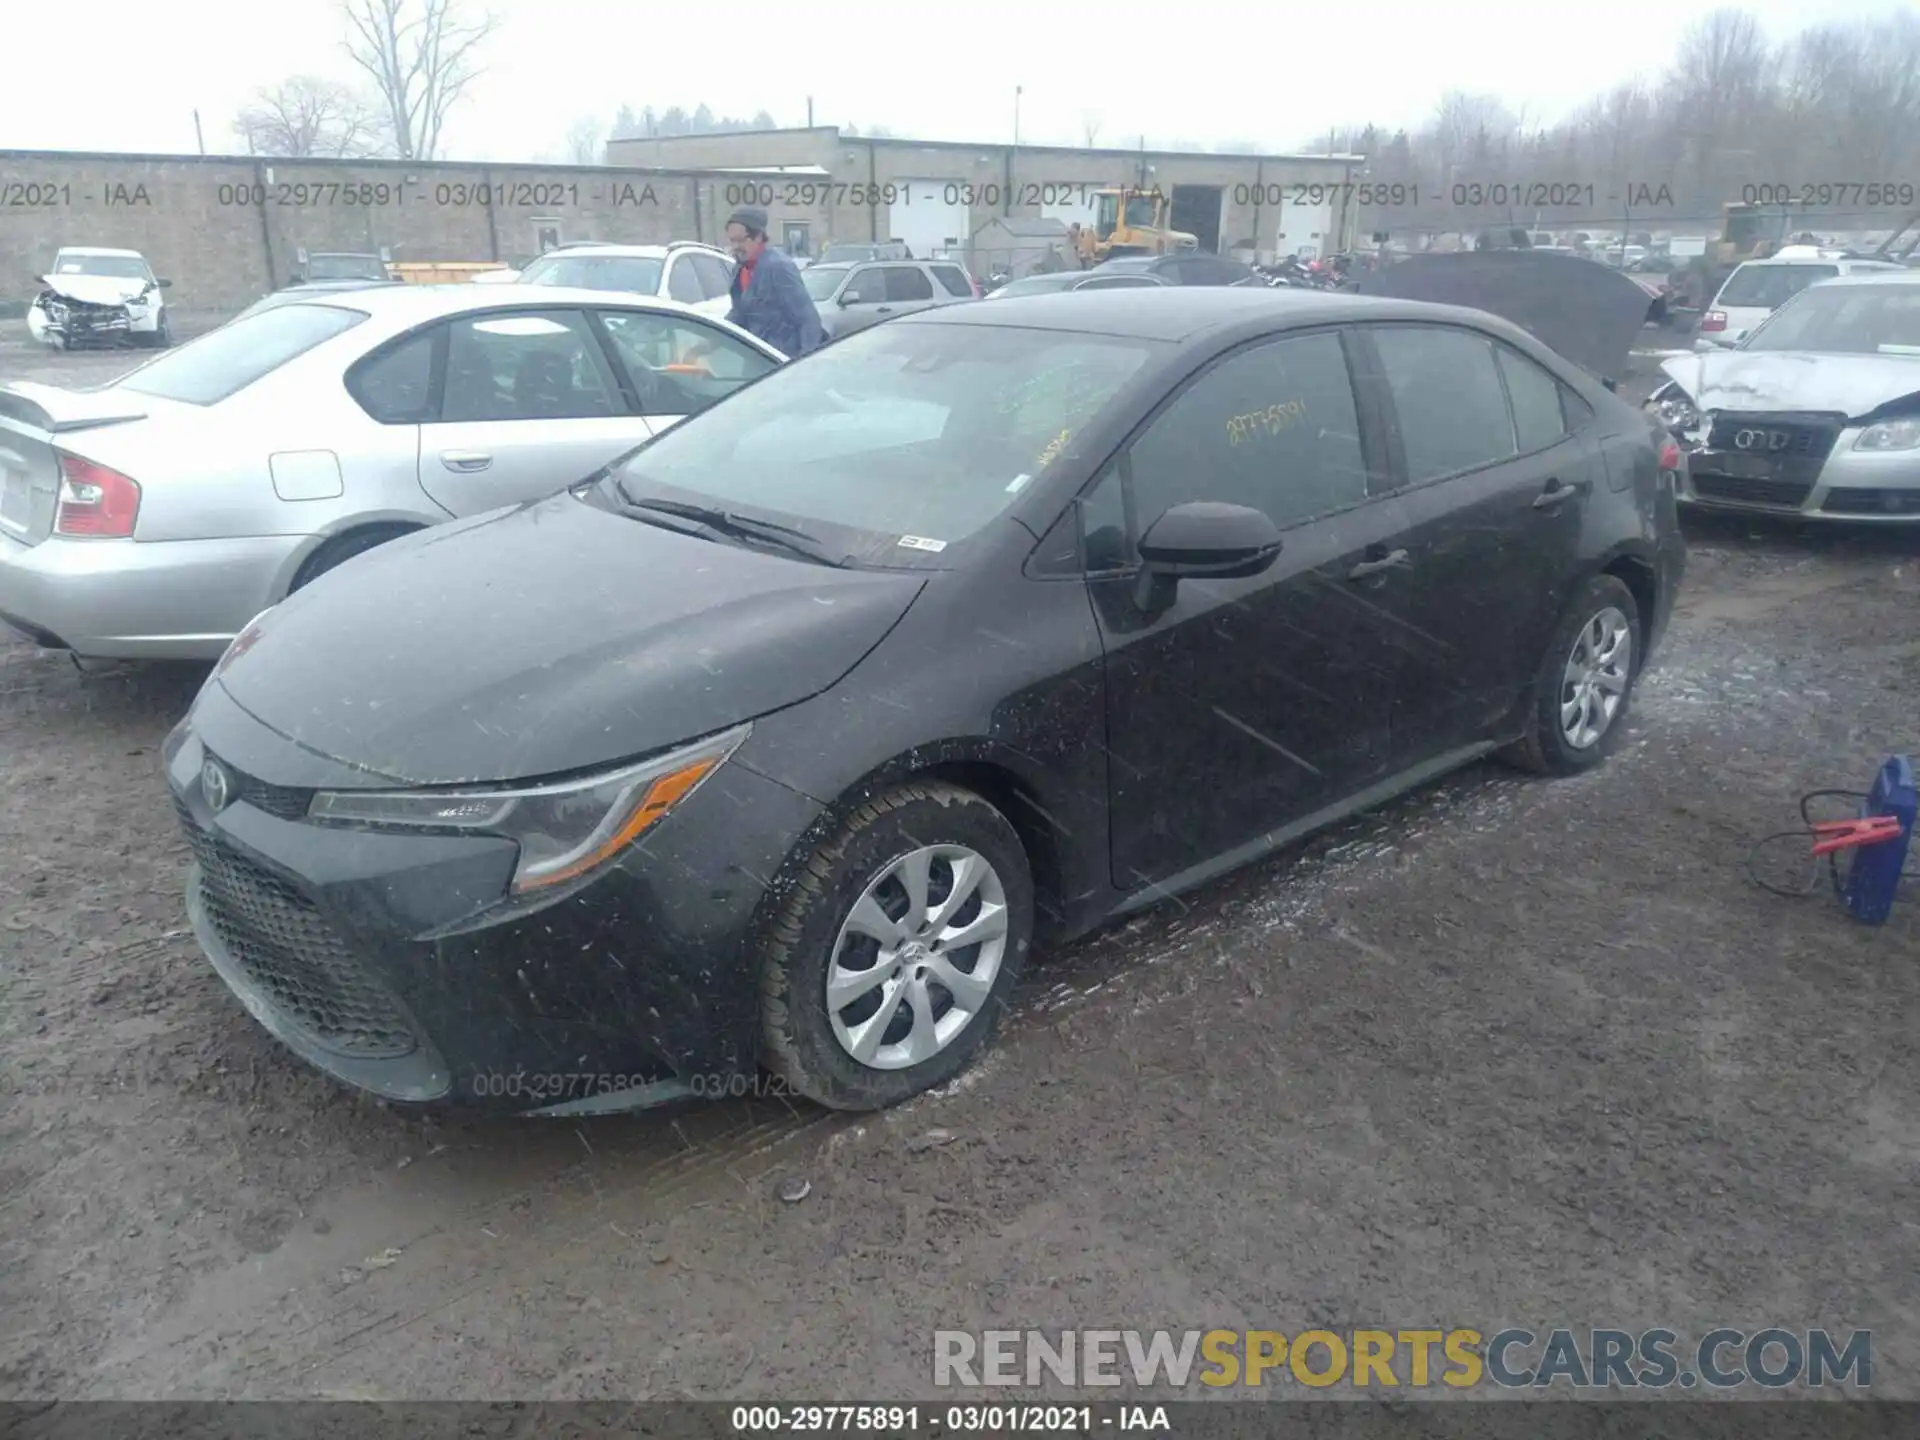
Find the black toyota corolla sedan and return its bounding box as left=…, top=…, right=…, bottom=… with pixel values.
left=165, top=285, right=1686, bottom=1116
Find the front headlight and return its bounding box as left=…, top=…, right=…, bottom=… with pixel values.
left=1647, top=388, right=1701, bottom=435
left=1853, top=418, right=1920, bottom=452
left=307, top=723, right=751, bottom=896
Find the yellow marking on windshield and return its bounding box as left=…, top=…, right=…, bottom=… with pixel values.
left=1036, top=428, right=1073, bottom=468
left=1227, top=399, right=1308, bottom=447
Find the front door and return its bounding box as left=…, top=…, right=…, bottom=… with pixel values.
left=418, top=308, right=650, bottom=515
left=1083, top=328, right=1420, bottom=890
left=1352, top=324, right=1597, bottom=764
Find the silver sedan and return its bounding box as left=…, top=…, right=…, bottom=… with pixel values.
left=0, top=284, right=785, bottom=659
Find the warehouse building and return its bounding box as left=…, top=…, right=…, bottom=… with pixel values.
left=605, top=127, right=1367, bottom=267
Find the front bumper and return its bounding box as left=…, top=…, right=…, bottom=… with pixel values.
left=164, top=687, right=824, bottom=1114
left=0, top=530, right=306, bottom=659
left=1675, top=422, right=1920, bottom=523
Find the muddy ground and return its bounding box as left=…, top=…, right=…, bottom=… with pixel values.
left=2, top=337, right=1918, bottom=1402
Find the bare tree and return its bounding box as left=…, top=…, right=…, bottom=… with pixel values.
left=1081, top=112, right=1102, bottom=147
left=341, top=0, right=497, bottom=161
left=565, top=115, right=604, bottom=165
left=232, top=75, right=386, bottom=157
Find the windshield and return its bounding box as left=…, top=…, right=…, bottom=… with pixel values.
left=1124, top=197, right=1159, bottom=228
left=518, top=254, right=663, bottom=293
left=1717, top=263, right=1839, bottom=309
left=119, top=304, right=365, bottom=404
left=803, top=265, right=850, bottom=300
left=306, top=254, right=386, bottom=280
left=1742, top=283, right=1920, bottom=355
left=602, top=321, right=1158, bottom=564
left=54, top=253, right=149, bottom=280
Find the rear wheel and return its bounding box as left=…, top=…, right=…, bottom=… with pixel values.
left=1499, top=574, right=1642, bottom=776
left=758, top=782, right=1034, bottom=1111
left=288, top=524, right=417, bottom=593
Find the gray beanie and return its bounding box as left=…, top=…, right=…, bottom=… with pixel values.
left=728, top=204, right=770, bottom=236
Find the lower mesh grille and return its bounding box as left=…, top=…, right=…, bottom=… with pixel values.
left=175, top=796, right=416, bottom=1059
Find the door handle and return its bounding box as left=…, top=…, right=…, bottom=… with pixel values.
left=876, top=306, right=894, bottom=314
left=439, top=450, right=493, bottom=473
left=1531, top=477, right=1587, bottom=509
left=1347, top=548, right=1411, bottom=579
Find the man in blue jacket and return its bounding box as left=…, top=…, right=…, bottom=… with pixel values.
left=723, top=205, right=825, bottom=357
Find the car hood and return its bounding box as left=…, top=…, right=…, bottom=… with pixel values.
left=1656, top=350, right=1920, bottom=420
left=214, top=492, right=928, bottom=785
left=1352, top=249, right=1650, bottom=382
left=39, top=273, right=149, bottom=306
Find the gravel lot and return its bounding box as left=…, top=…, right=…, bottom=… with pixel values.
left=2, top=331, right=1918, bottom=1402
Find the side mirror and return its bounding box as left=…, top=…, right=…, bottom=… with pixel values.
left=155, top=278, right=173, bottom=289
left=1133, top=501, right=1282, bottom=610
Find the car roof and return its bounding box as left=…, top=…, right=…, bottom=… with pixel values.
left=57, top=246, right=144, bottom=258
left=262, top=283, right=717, bottom=321
left=529, top=242, right=725, bottom=259
left=899, top=285, right=1496, bottom=345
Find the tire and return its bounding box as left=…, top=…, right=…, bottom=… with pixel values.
left=150, top=314, right=173, bottom=349
left=1499, top=574, right=1642, bottom=776
left=759, top=782, right=1034, bottom=1111
left=289, top=524, right=417, bottom=593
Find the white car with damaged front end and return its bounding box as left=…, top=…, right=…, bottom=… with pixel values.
left=1648, top=271, right=1920, bottom=521
left=26, top=247, right=173, bottom=350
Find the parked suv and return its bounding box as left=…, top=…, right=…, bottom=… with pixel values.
left=803, top=258, right=978, bottom=339
left=515, top=242, right=736, bottom=320
left=1695, top=251, right=1906, bottom=351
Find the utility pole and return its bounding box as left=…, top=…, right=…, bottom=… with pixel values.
left=1013, top=86, right=1022, bottom=146
left=194, top=109, right=205, bottom=155
left=807, top=96, right=814, bottom=128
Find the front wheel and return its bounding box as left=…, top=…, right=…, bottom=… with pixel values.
left=758, top=782, right=1034, bottom=1111
left=1499, top=574, right=1642, bottom=776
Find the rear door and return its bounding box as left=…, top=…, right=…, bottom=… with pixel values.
left=1351, top=323, right=1599, bottom=765
left=882, top=264, right=940, bottom=318
left=593, top=307, right=780, bottom=433
left=415, top=308, right=650, bottom=515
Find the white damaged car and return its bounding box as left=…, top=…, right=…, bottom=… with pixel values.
left=27, top=247, right=173, bottom=350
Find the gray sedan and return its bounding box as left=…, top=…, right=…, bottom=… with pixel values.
left=1649, top=271, right=1920, bottom=521
left=0, top=284, right=784, bottom=659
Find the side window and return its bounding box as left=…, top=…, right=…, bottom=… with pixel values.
left=1370, top=326, right=1518, bottom=483
left=598, top=310, right=777, bottom=417
left=690, top=253, right=734, bottom=299
left=931, top=265, right=973, bottom=297
left=667, top=257, right=705, bottom=304
left=1118, top=330, right=1368, bottom=545
left=1495, top=344, right=1570, bottom=454
left=844, top=267, right=887, bottom=304
left=886, top=267, right=936, bottom=302
left=438, top=310, right=620, bottom=423
left=1561, top=387, right=1594, bottom=430
left=347, top=327, right=437, bottom=424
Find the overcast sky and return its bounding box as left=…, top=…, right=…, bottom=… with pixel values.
left=5, top=0, right=1912, bottom=162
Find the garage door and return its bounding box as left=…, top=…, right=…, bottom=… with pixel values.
left=1278, top=198, right=1335, bottom=260
left=890, top=181, right=970, bottom=260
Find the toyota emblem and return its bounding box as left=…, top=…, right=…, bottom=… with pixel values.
left=1732, top=428, right=1791, bottom=452
left=202, top=758, right=232, bottom=812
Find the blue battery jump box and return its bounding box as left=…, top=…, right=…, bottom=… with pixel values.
left=1843, top=755, right=1916, bottom=925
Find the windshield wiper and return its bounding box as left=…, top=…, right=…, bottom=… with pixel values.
left=615, top=495, right=856, bottom=568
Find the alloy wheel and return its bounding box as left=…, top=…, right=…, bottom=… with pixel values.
left=826, top=844, right=1010, bottom=1071
left=1560, top=606, right=1633, bottom=749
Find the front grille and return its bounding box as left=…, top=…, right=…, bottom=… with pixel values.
left=1691, top=474, right=1815, bottom=509
left=1822, top=488, right=1920, bottom=516
left=175, top=796, right=416, bottom=1059
left=201, top=747, right=314, bottom=820
left=1705, top=415, right=1840, bottom=461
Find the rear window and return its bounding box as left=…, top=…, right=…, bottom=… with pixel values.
left=119, top=304, right=365, bottom=405
left=931, top=265, right=973, bottom=297
left=1716, top=263, right=1839, bottom=309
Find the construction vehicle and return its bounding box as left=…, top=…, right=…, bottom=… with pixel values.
left=1670, top=201, right=1798, bottom=312
left=1074, top=187, right=1199, bottom=267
